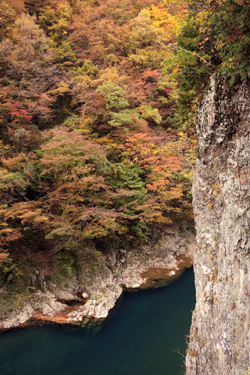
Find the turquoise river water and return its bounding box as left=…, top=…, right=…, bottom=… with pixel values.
left=0, top=268, right=195, bottom=375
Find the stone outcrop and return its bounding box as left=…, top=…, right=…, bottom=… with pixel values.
left=0, top=228, right=194, bottom=330
left=186, top=74, right=250, bottom=375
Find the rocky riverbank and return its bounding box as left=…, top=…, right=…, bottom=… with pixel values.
left=0, top=228, right=194, bottom=331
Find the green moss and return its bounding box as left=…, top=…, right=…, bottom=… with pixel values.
left=0, top=292, right=26, bottom=318
left=48, top=250, right=77, bottom=287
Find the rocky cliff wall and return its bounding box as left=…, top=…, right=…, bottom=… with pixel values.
left=186, top=75, right=250, bottom=375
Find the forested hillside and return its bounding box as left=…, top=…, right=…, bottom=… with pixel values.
left=0, top=0, right=248, bottom=312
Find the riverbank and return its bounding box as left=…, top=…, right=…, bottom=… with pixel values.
left=0, top=269, right=195, bottom=375
left=0, top=228, right=194, bottom=331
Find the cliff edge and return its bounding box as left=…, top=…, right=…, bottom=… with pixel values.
left=186, top=74, right=250, bottom=375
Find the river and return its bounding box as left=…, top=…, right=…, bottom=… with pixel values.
left=0, top=267, right=195, bottom=375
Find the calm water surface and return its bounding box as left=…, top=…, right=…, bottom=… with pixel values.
left=0, top=268, right=195, bottom=375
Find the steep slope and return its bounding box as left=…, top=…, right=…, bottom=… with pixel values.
left=0, top=1, right=195, bottom=321
left=186, top=74, right=250, bottom=374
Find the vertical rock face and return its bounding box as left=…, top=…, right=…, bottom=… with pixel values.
left=186, top=75, right=250, bottom=375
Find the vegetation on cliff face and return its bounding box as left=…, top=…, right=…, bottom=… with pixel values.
left=0, top=0, right=195, bottom=293
left=0, top=0, right=248, bottom=302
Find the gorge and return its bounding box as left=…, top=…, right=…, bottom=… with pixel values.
left=1, top=73, right=250, bottom=375
left=1, top=1, right=250, bottom=374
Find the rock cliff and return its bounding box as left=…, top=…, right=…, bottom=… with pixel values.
left=186, top=75, right=250, bottom=375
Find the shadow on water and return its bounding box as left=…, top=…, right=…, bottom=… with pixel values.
left=0, top=268, right=195, bottom=375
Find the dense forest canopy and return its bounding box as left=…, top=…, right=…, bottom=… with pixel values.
left=0, top=0, right=248, bottom=293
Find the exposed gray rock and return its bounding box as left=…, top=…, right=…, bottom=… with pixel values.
left=0, top=228, right=194, bottom=329
left=186, top=74, right=250, bottom=375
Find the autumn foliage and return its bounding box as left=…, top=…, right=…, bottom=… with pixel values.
left=0, top=0, right=199, bottom=291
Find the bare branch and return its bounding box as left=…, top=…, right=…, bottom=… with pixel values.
left=173, top=348, right=186, bottom=359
